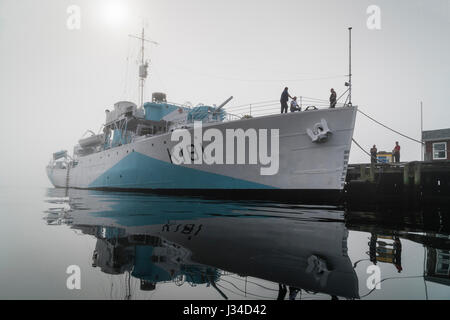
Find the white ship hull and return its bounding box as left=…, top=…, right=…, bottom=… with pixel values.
left=47, top=107, right=357, bottom=201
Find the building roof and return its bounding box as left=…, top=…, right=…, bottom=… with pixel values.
left=422, top=128, right=450, bottom=142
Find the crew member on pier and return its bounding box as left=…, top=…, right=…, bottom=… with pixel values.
left=370, top=145, right=378, bottom=163
left=393, top=142, right=401, bottom=163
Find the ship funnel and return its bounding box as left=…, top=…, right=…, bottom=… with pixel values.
left=152, top=92, right=167, bottom=103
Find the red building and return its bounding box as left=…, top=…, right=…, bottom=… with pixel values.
left=422, top=128, right=450, bottom=161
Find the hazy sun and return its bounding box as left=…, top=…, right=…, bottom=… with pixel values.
left=100, top=1, right=129, bottom=27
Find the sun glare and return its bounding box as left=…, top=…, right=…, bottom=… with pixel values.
left=100, top=1, right=129, bottom=27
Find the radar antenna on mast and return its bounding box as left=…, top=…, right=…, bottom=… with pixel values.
left=128, top=28, right=159, bottom=108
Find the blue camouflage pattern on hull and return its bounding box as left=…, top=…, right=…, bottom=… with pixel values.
left=88, top=151, right=276, bottom=190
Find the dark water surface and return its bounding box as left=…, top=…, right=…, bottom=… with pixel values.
left=0, top=186, right=449, bottom=300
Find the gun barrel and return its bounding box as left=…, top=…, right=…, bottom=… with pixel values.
left=214, top=96, right=233, bottom=113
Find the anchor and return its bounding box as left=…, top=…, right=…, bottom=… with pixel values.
left=307, top=119, right=332, bottom=143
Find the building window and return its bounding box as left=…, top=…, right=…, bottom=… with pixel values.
left=435, top=250, right=450, bottom=275
left=432, top=142, right=447, bottom=160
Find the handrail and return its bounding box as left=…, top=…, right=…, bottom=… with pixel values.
left=224, top=95, right=347, bottom=117
left=223, top=100, right=347, bottom=119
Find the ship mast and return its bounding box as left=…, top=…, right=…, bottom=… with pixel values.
left=129, top=28, right=159, bottom=108
left=344, top=27, right=353, bottom=107
left=348, top=26, right=352, bottom=106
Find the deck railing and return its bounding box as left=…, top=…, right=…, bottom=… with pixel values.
left=223, top=96, right=346, bottom=118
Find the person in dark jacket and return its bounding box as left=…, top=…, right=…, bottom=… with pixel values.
left=280, top=87, right=293, bottom=114
left=329, top=88, right=337, bottom=108
left=370, top=145, right=378, bottom=163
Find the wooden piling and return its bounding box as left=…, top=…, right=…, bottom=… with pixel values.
left=414, top=162, right=421, bottom=186
left=403, top=163, right=410, bottom=186
left=345, top=160, right=450, bottom=208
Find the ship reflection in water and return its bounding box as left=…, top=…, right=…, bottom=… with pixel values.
left=43, top=189, right=450, bottom=300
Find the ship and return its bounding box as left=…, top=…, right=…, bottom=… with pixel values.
left=46, top=29, right=358, bottom=203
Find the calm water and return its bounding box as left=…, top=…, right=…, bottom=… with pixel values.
left=0, top=186, right=449, bottom=300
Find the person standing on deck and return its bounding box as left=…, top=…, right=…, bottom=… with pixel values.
left=329, top=88, right=337, bottom=108
left=393, top=142, right=401, bottom=163
left=280, top=87, right=293, bottom=114
left=370, top=145, right=378, bottom=163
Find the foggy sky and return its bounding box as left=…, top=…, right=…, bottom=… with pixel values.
left=0, top=0, right=449, bottom=187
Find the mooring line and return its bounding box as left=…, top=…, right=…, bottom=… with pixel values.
left=357, top=108, right=423, bottom=144
left=352, top=138, right=378, bottom=162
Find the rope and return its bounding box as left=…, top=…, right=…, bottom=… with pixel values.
left=352, top=138, right=378, bottom=162
left=357, top=108, right=424, bottom=145
left=217, top=279, right=274, bottom=299
left=229, top=100, right=279, bottom=110
left=223, top=275, right=279, bottom=292
left=336, top=88, right=349, bottom=103
left=171, top=67, right=347, bottom=83
left=122, top=38, right=130, bottom=97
